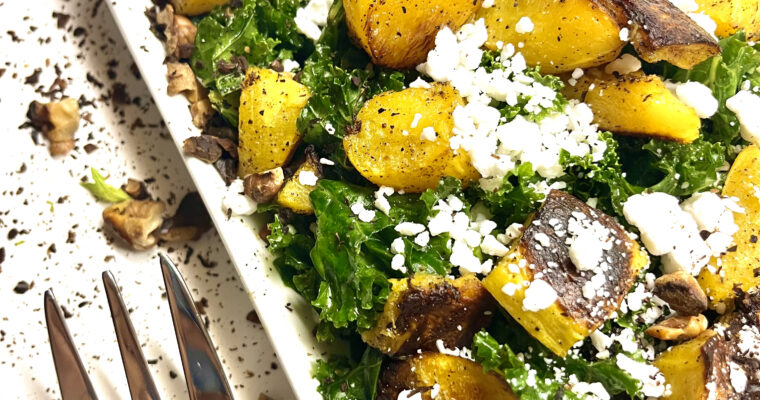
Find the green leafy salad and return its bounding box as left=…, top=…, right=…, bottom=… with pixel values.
left=170, top=0, right=760, bottom=398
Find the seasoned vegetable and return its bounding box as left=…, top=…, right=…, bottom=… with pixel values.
left=697, top=0, right=760, bottom=41
left=344, top=0, right=482, bottom=69
left=361, top=274, right=495, bottom=356
left=276, top=154, right=322, bottom=214
left=477, top=0, right=627, bottom=73
left=698, top=145, right=760, bottom=311
left=377, top=352, right=517, bottom=400
left=343, top=84, right=478, bottom=192
left=238, top=67, right=310, bottom=177
left=654, top=289, right=760, bottom=399
left=615, top=0, right=721, bottom=69
left=170, top=0, right=231, bottom=16
left=566, top=70, right=702, bottom=143
left=482, top=190, right=648, bottom=356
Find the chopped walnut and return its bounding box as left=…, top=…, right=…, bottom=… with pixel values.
left=155, top=192, right=211, bottom=242
left=121, top=178, right=150, bottom=200
left=190, top=98, right=213, bottom=128
left=103, top=200, right=165, bottom=250
left=244, top=167, right=285, bottom=203
left=653, top=271, right=708, bottom=316
left=645, top=314, right=708, bottom=341
left=26, top=98, right=80, bottom=155
left=166, top=62, right=205, bottom=103
left=172, top=14, right=197, bottom=59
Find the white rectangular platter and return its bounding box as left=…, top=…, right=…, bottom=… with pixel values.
left=104, top=1, right=332, bottom=398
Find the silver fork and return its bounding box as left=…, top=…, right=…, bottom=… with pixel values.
left=44, top=253, right=233, bottom=400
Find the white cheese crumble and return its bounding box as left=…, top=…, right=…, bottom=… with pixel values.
left=481, top=0, right=495, bottom=7
left=374, top=186, right=394, bottom=216
left=324, top=122, right=336, bottom=135
left=726, top=90, right=760, bottom=146
left=319, top=157, right=335, bottom=166
left=604, top=54, right=642, bottom=75
left=410, top=113, right=422, bottom=129
left=623, top=192, right=740, bottom=275
left=435, top=339, right=473, bottom=360
left=522, top=279, right=558, bottom=312
left=569, top=375, right=611, bottom=400
left=282, top=59, right=300, bottom=72
left=222, top=179, right=257, bottom=216
left=391, top=254, right=407, bottom=273
left=729, top=361, right=748, bottom=393
left=416, top=19, right=608, bottom=189
left=515, top=17, right=535, bottom=34
left=667, top=81, right=719, bottom=119
left=397, top=389, right=422, bottom=400
left=421, top=126, right=438, bottom=141
left=350, top=201, right=376, bottom=223
left=298, top=170, right=319, bottom=186
left=395, top=222, right=426, bottom=236
left=408, top=77, right=431, bottom=89
left=619, top=27, right=630, bottom=41
left=615, top=354, right=668, bottom=397
left=294, top=0, right=334, bottom=41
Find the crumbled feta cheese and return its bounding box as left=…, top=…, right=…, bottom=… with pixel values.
left=391, top=237, right=405, bottom=254
left=222, top=179, right=257, bottom=216
left=409, top=77, right=431, bottom=89
left=515, top=17, right=534, bottom=33
left=619, top=27, right=630, bottom=41
left=374, top=186, right=394, bottom=215
left=414, top=231, right=431, bottom=247
left=604, top=54, right=642, bottom=75
left=729, top=362, right=748, bottom=393
left=502, top=282, right=521, bottom=296
left=571, top=68, right=584, bottom=80
left=391, top=254, right=407, bottom=273
left=397, top=389, right=422, bottom=400
left=410, top=113, right=422, bottom=129
left=325, top=122, right=336, bottom=135
left=615, top=354, right=668, bottom=397
left=569, top=231, right=604, bottom=271
left=481, top=235, right=509, bottom=256
left=590, top=330, right=614, bottom=355
left=319, top=157, right=335, bottom=166
left=435, top=339, right=473, bottom=360
left=298, top=170, right=319, bottom=186
left=672, top=81, right=719, bottom=118
left=421, top=126, right=438, bottom=141
left=571, top=380, right=611, bottom=400
left=522, top=279, right=558, bottom=312
left=282, top=59, right=300, bottom=72
left=395, top=222, right=426, bottom=236
left=726, top=90, right=760, bottom=145
left=350, top=201, right=376, bottom=222
left=481, top=0, right=495, bottom=7
left=294, top=0, right=334, bottom=40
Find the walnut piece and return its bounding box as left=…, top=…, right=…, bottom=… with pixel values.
left=166, top=62, right=205, bottom=103
left=103, top=200, right=166, bottom=250
left=190, top=98, right=213, bottom=128
left=244, top=167, right=285, bottom=203
left=653, top=271, right=708, bottom=316
left=26, top=98, right=80, bottom=156
left=645, top=314, right=708, bottom=341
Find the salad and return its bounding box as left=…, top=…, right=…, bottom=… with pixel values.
left=148, top=0, right=760, bottom=398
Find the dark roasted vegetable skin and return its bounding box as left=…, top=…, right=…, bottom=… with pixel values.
left=612, top=0, right=721, bottom=69
left=483, top=190, right=648, bottom=356
left=361, top=274, right=496, bottom=356
left=377, top=352, right=517, bottom=400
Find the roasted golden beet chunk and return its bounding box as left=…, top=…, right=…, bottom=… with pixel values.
left=483, top=190, right=648, bottom=356
left=377, top=352, right=517, bottom=400
left=361, top=274, right=495, bottom=356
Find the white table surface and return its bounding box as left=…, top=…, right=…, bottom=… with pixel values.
left=0, top=0, right=295, bottom=398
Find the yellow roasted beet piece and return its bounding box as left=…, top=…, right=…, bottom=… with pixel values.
left=377, top=353, right=517, bottom=400
left=276, top=156, right=321, bottom=214
left=567, top=71, right=701, bottom=143
left=697, top=0, right=760, bottom=41
left=343, top=84, right=479, bottom=193
left=482, top=190, right=648, bottom=356
left=170, top=0, right=230, bottom=16
left=477, top=0, right=626, bottom=73
left=238, top=67, right=310, bottom=177
left=653, top=330, right=730, bottom=400
left=698, top=145, right=760, bottom=311
left=361, top=274, right=495, bottom=356
left=344, top=0, right=482, bottom=69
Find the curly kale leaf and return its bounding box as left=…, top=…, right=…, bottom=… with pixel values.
left=314, top=348, right=384, bottom=400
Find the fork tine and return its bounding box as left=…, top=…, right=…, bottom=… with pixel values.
left=44, top=289, right=99, bottom=400
left=102, top=271, right=162, bottom=400
left=158, top=253, right=234, bottom=400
